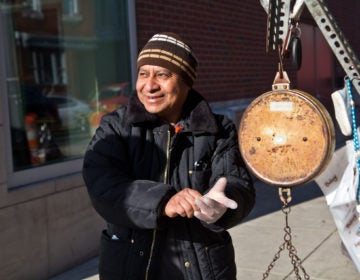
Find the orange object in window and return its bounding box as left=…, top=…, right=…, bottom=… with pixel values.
left=25, top=113, right=40, bottom=164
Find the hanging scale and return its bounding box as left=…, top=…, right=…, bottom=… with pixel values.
left=238, top=46, right=335, bottom=279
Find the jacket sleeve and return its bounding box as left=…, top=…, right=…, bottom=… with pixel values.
left=82, top=110, right=175, bottom=230
left=204, top=117, right=256, bottom=231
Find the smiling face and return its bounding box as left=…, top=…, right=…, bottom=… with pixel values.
left=136, top=65, right=190, bottom=125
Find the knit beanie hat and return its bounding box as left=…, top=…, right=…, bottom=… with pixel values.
left=137, top=33, right=198, bottom=87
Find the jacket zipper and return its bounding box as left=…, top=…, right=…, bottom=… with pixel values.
left=145, top=129, right=172, bottom=280
left=145, top=230, right=157, bottom=280
left=164, top=129, right=171, bottom=184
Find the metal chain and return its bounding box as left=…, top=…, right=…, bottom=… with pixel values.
left=262, top=189, right=310, bottom=279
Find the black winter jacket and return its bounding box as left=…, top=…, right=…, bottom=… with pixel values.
left=82, top=90, right=255, bottom=280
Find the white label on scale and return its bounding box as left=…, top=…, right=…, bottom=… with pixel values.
left=270, top=101, right=293, bottom=112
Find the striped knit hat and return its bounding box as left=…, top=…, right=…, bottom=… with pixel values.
left=137, top=33, right=198, bottom=87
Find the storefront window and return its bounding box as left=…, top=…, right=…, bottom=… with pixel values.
left=1, top=0, right=135, bottom=186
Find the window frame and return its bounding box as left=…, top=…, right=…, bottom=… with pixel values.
left=31, top=50, right=67, bottom=85
left=1, top=0, right=138, bottom=189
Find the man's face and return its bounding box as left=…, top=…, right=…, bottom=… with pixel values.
left=136, top=65, right=189, bottom=125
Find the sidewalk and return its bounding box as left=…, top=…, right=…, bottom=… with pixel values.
left=231, top=195, right=359, bottom=279
left=50, top=181, right=360, bottom=280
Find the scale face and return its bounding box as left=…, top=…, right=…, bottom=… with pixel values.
left=239, top=89, right=335, bottom=187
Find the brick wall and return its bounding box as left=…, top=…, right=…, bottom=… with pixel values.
left=135, top=0, right=360, bottom=103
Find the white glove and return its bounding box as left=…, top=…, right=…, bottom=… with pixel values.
left=194, top=177, right=238, bottom=224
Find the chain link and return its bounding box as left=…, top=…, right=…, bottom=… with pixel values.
left=262, top=197, right=310, bottom=279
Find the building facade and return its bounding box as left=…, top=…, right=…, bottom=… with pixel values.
left=0, top=1, right=359, bottom=279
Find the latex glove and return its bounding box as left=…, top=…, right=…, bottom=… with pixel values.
left=194, top=177, right=237, bottom=224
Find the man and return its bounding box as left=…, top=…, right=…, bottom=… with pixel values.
left=83, top=32, right=255, bottom=280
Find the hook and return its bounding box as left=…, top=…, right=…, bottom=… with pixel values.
left=278, top=44, right=284, bottom=79
left=344, top=71, right=360, bottom=82
left=278, top=187, right=292, bottom=205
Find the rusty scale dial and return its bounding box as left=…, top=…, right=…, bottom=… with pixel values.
left=238, top=72, right=335, bottom=187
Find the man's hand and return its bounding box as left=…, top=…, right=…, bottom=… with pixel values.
left=194, top=177, right=237, bottom=224
left=164, top=188, right=202, bottom=218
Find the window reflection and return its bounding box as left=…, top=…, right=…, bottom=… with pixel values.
left=2, top=0, right=132, bottom=171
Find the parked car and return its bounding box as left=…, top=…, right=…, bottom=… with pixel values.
left=92, top=82, right=130, bottom=111
left=46, top=95, right=91, bottom=132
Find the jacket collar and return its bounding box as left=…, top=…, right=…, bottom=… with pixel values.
left=126, top=89, right=219, bottom=134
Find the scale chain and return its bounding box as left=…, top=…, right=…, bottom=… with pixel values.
left=262, top=198, right=310, bottom=279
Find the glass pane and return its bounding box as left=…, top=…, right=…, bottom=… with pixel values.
left=1, top=0, right=132, bottom=172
